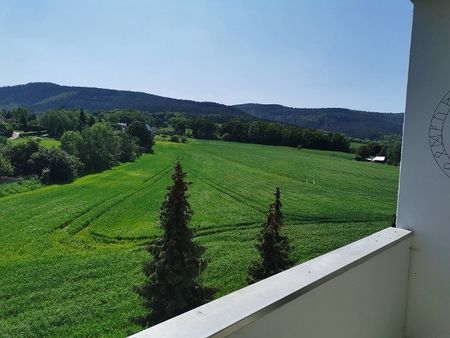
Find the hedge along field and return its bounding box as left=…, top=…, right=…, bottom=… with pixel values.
left=0, top=139, right=399, bottom=337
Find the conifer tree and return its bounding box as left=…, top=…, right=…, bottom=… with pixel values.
left=132, top=161, right=214, bottom=327
left=248, top=188, right=293, bottom=284
left=79, top=109, right=87, bottom=131
left=273, top=187, right=282, bottom=231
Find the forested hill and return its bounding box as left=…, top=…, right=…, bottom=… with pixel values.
left=0, top=83, right=249, bottom=119
left=235, top=103, right=404, bottom=139
left=0, top=83, right=404, bottom=139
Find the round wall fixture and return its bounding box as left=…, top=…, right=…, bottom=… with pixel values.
left=429, top=91, right=450, bottom=177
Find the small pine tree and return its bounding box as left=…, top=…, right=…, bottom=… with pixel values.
left=248, top=188, right=293, bottom=284
left=273, top=187, right=282, bottom=231
left=132, top=161, right=214, bottom=327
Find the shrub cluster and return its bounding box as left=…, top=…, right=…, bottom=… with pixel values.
left=0, top=138, right=80, bottom=184
left=0, top=122, right=154, bottom=184
left=61, top=122, right=153, bottom=174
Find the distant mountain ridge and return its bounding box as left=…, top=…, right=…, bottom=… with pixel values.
left=0, top=83, right=404, bottom=139
left=0, top=82, right=249, bottom=118
left=234, top=103, right=404, bottom=139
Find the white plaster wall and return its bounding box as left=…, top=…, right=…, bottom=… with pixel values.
left=229, top=239, right=410, bottom=338
left=397, top=0, right=450, bottom=337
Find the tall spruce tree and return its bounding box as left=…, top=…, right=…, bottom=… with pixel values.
left=248, top=188, right=293, bottom=284
left=132, top=161, right=214, bottom=327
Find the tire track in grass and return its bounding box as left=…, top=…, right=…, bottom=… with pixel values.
left=194, top=221, right=261, bottom=238
left=72, top=167, right=171, bottom=235
left=60, top=167, right=171, bottom=234
left=185, top=165, right=266, bottom=214
left=284, top=214, right=391, bottom=225
left=88, top=230, right=156, bottom=244
left=53, top=158, right=180, bottom=248
left=185, top=149, right=314, bottom=201
left=50, top=196, right=113, bottom=232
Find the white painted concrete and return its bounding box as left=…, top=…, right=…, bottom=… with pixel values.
left=397, top=1, right=450, bottom=337
left=130, top=228, right=411, bottom=338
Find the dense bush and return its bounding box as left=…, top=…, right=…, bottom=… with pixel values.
left=169, top=135, right=179, bottom=143
left=0, top=122, right=13, bottom=137
left=0, top=136, right=9, bottom=148
left=168, top=115, right=188, bottom=135
left=128, top=121, right=154, bottom=152
left=30, top=147, right=82, bottom=183
left=386, top=141, right=401, bottom=165
left=61, top=131, right=83, bottom=158
left=79, top=124, right=119, bottom=173
left=189, top=117, right=217, bottom=139
left=118, top=133, right=140, bottom=162
left=6, top=138, right=40, bottom=175
left=0, top=154, right=13, bottom=177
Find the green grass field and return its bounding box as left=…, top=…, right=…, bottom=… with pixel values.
left=0, top=139, right=399, bottom=337
left=10, top=136, right=61, bottom=148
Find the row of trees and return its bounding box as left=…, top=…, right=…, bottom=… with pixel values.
left=158, top=116, right=350, bottom=152
left=220, top=119, right=350, bottom=152
left=0, top=121, right=154, bottom=183
left=0, top=108, right=96, bottom=138
left=2, top=107, right=352, bottom=153
left=133, top=162, right=293, bottom=327
left=0, top=107, right=39, bottom=133
left=40, top=109, right=96, bottom=137
left=99, top=110, right=351, bottom=153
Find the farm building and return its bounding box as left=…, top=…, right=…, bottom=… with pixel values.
left=370, top=155, right=386, bottom=163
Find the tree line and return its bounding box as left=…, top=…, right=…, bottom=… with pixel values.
left=220, top=119, right=350, bottom=152
left=0, top=107, right=402, bottom=184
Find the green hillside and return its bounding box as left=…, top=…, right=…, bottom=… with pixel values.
left=235, top=103, right=404, bottom=139
left=0, top=83, right=404, bottom=139
left=0, top=83, right=249, bottom=119
left=0, top=139, right=399, bottom=336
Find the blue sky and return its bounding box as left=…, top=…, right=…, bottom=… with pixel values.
left=0, top=0, right=413, bottom=112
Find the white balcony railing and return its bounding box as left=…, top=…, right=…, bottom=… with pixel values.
left=130, top=227, right=412, bottom=338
